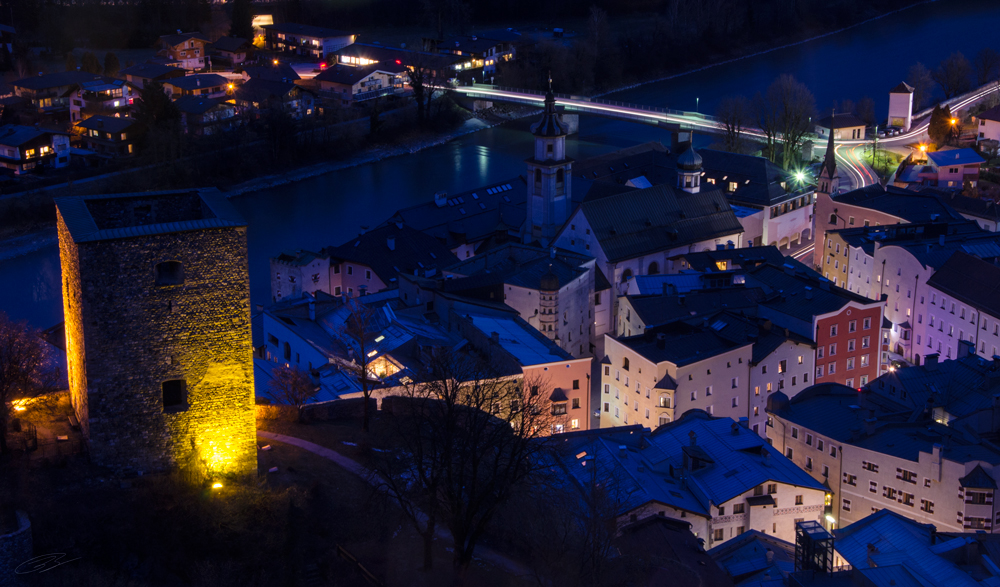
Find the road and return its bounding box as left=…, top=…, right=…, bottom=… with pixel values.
left=453, top=82, right=1000, bottom=192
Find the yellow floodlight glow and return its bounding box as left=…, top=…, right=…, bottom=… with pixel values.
left=919, top=144, right=927, bottom=152
left=273, top=59, right=279, bottom=65
left=212, top=482, right=223, bottom=489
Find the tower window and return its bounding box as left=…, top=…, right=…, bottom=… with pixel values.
left=155, top=261, right=184, bottom=286
left=162, top=380, right=187, bottom=411
left=547, top=144, right=553, bottom=154
left=556, top=168, right=564, bottom=184
left=534, top=169, right=541, bottom=184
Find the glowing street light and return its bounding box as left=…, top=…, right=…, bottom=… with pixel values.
left=919, top=144, right=927, bottom=152
left=950, top=118, right=957, bottom=125
left=273, top=59, right=279, bottom=66
left=212, top=482, right=223, bottom=489
left=794, top=170, right=806, bottom=182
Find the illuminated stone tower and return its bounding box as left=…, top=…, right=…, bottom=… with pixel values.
left=523, top=75, right=573, bottom=245
left=55, top=189, right=256, bottom=475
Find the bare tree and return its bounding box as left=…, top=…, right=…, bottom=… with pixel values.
left=907, top=62, right=935, bottom=111
left=974, top=48, right=1000, bottom=87
left=267, top=365, right=317, bottom=422
left=716, top=95, right=752, bottom=153
left=373, top=352, right=554, bottom=572
left=337, top=299, right=384, bottom=432
left=0, top=313, right=57, bottom=454
left=408, top=58, right=435, bottom=127
left=933, top=52, right=973, bottom=99
left=753, top=91, right=779, bottom=163
left=765, top=74, right=816, bottom=170
left=856, top=96, right=877, bottom=127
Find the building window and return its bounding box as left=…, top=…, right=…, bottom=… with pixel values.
left=843, top=499, right=851, bottom=512
left=863, top=317, right=871, bottom=330
left=162, top=379, right=187, bottom=411
left=795, top=495, right=804, bottom=505
left=844, top=473, right=856, bottom=486
left=155, top=261, right=184, bottom=286
left=921, top=499, right=934, bottom=513
left=786, top=447, right=793, bottom=458
left=713, top=529, right=724, bottom=541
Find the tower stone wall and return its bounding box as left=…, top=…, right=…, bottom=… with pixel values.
left=56, top=190, right=256, bottom=475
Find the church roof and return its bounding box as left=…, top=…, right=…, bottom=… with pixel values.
left=821, top=119, right=837, bottom=180
left=677, top=144, right=702, bottom=171
left=531, top=80, right=568, bottom=138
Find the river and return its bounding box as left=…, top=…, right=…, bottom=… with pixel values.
left=2, top=0, right=999, bottom=329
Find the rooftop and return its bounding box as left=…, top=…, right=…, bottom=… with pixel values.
left=262, top=22, right=354, bottom=38
left=579, top=183, right=744, bottom=263
left=13, top=70, right=108, bottom=91
left=166, top=74, right=228, bottom=91
left=173, top=95, right=229, bottom=115
left=832, top=184, right=964, bottom=224
left=54, top=189, right=245, bottom=243
left=467, top=313, right=573, bottom=366
left=927, top=148, right=985, bottom=168
left=75, top=115, right=137, bottom=134
left=926, top=251, right=1000, bottom=317
left=323, top=223, right=460, bottom=285
left=553, top=411, right=825, bottom=518
left=212, top=36, right=253, bottom=53
left=617, top=320, right=750, bottom=367
left=817, top=112, right=867, bottom=130
left=0, top=124, right=62, bottom=147
left=119, top=62, right=185, bottom=80
left=235, top=77, right=298, bottom=102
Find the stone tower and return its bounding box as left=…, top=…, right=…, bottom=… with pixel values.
left=55, top=189, right=256, bottom=475
left=676, top=143, right=703, bottom=194
left=817, top=115, right=838, bottom=200
left=523, top=75, right=573, bottom=245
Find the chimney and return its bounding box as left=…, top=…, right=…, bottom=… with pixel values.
left=930, top=444, right=942, bottom=481
left=619, top=444, right=627, bottom=458
left=959, top=339, right=975, bottom=358
left=731, top=421, right=740, bottom=435
left=490, top=331, right=499, bottom=344
left=550, top=247, right=556, bottom=259
left=939, top=234, right=945, bottom=246
left=925, top=354, right=939, bottom=370
left=434, top=191, right=448, bottom=207
left=678, top=295, right=686, bottom=306
left=867, top=544, right=880, bottom=568
left=865, top=416, right=876, bottom=436
left=765, top=549, right=775, bottom=564
left=763, top=450, right=772, bottom=466
left=805, top=286, right=813, bottom=300
left=308, top=297, right=316, bottom=321
left=656, top=333, right=666, bottom=349
left=689, top=430, right=697, bottom=446
left=387, top=237, right=395, bottom=251
left=196, top=77, right=201, bottom=87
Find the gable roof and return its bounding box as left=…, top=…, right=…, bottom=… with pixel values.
left=324, top=223, right=460, bottom=286
left=262, top=22, right=354, bottom=38
left=235, top=77, right=298, bottom=102
left=158, top=32, right=210, bottom=48
left=926, top=251, right=1000, bottom=318
left=579, top=183, right=744, bottom=263
left=927, top=148, right=985, bottom=168
left=166, top=74, right=228, bottom=91
left=119, top=62, right=185, bottom=80
left=0, top=124, right=62, bottom=147
left=832, top=184, right=964, bottom=223
left=314, top=63, right=383, bottom=85
left=173, top=95, right=229, bottom=115
left=616, top=320, right=750, bottom=367
left=817, top=112, right=867, bottom=130
left=75, top=115, right=138, bottom=133
left=240, top=62, right=301, bottom=82
left=981, top=104, right=1000, bottom=123
left=13, top=70, right=107, bottom=91
left=212, top=36, right=253, bottom=53
left=890, top=81, right=915, bottom=94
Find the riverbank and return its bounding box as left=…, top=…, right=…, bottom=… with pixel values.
left=226, top=104, right=537, bottom=198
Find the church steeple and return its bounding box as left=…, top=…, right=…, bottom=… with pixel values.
left=523, top=72, right=573, bottom=245
left=676, top=136, right=703, bottom=194
left=818, top=109, right=838, bottom=199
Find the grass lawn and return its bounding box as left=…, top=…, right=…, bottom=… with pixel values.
left=862, top=148, right=905, bottom=180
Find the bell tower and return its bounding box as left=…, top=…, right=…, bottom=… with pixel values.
left=676, top=142, right=703, bottom=194
left=817, top=110, right=839, bottom=199
left=523, top=74, right=573, bottom=245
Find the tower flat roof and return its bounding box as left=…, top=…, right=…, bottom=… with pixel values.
left=55, top=188, right=246, bottom=243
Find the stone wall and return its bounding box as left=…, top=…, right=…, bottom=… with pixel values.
left=57, top=210, right=90, bottom=442
left=61, top=221, right=256, bottom=475
left=0, top=511, right=32, bottom=586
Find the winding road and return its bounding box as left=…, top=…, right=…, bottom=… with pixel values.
left=452, top=81, right=1000, bottom=192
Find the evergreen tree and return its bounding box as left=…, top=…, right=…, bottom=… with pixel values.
left=229, top=0, right=254, bottom=41
left=928, top=104, right=953, bottom=146
left=103, top=52, right=121, bottom=78
left=80, top=51, right=102, bottom=74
